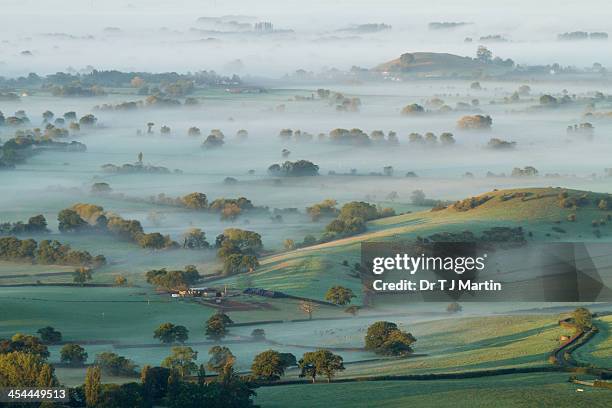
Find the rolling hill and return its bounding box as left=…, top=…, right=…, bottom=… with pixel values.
left=218, top=187, right=612, bottom=301
left=373, top=52, right=513, bottom=77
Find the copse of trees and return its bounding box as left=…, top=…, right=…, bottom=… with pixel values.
left=325, top=286, right=355, bottom=305
left=182, top=228, right=210, bottom=249
left=365, top=321, right=417, bottom=356
left=298, top=349, right=345, bottom=383
left=207, top=345, right=235, bottom=373
left=251, top=349, right=296, bottom=381
left=322, top=201, right=395, bottom=239
left=153, top=323, right=189, bottom=344
left=0, top=351, right=58, bottom=388
left=0, top=333, right=50, bottom=359
left=0, top=214, right=48, bottom=235
left=37, top=326, right=62, bottom=344
left=59, top=203, right=177, bottom=249
left=457, top=114, right=492, bottom=129
left=572, top=307, right=593, bottom=331
left=0, top=236, right=106, bottom=268
left=145, top=265, right=201, bottom=290
left=94, top=352, right=138, bottom=376
left=216, top=228, right=263, bottom=276
left=268, top=160, right=320, bottom=177
left=162, top=346, right=198, bottom=378
left=306, top=199, right=338, bottom=221
left=401, top=103, right=425, bottom=115
left=202, top=131, right=225, bottom=149
left=205, top=312, right=234, bottom=339
left=2, top=328, right=256, bottom=406
left=60, top=343, right=88, bottom=366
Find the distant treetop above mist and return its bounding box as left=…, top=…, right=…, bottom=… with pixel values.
left=0, top=69, right=241, bottom=89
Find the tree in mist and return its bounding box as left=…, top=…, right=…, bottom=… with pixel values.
left=401, top=103, right=425, bottom=115
left=236, top=129, right=248, bottom=140
left=182, top=228, right=209, bottom=249
left=187, top=126, right=201, bottom=137
left=299, top=300, right=318, bottom=320
left=447, top=302, right=462, bottom=313
left=207, top=346, right=235, bottom=373
left=182, top=192, right=208, bottom=209
left=60, top=343, right=88, bottom=366
left=457, top=114, right=492, bottom=129
left=114, top=275, right=128, bottom=286
left=37, top=326, right=62, bottom=344
left=298, top=350, right=345, bottom=383
left=146, top=122, right=154, bottom=134
left=162, top=346, right=198, bottom=378
left=476, top=45, right=492, bottom=63
left=154, top=323, right=189, bottom=344
left=73, top=267, right=92, bottom=285
left=42, top=110, right=54, bottom=123
left=205, top=312, right=233, bottom=340
left=325, top=286, right=355, bottom=305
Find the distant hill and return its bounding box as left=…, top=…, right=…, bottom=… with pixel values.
left=373, top=52, right=512, bottom=77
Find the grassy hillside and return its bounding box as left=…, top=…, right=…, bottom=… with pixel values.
left=372, top=52, right=513, bottom=77
left=217, top=187, right=612, bottom=300
left=255, top=372, right=612, bottom=408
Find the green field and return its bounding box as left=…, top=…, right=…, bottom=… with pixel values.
left=217, top=187, right=612, bottom=300
left=255, top=373, right=612, bottom=408
left=573, top=315, right=612, bottom=368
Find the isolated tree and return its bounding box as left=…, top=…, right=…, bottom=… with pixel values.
left=60, top=343, right=88, bottom=366
left=251, top=350, right=285, bottom=381
left=299, top=300, right=318, bottom=320
left=182, top=192, right=208, bottom=209
left=85, top=366, right=101, bottom=407
left=401, top=103, right=425, bottom=115
left=161, top=346, right=198, bottom=378
left=207, top=346, right=235, bottom=373
left=447, top=302, right=462, bottom=313
left=325, top=286, right=355, bottom=305
left=153, top=323, right=189, bottom=344
left=572, top=307, right=592, bottom=331
left=187, top=126, right=201, bottom=137
left=205, top=312, right=233, bottom=339
left=94, top=351, right=137, bottom=376
left=365, top=321, right=416, bottom=356
left=42, top=110, right=54, bottom=123
left=37, top=326, right=62, bottom=344
left=182, top=228, right=209, bottom=249
left=251, top=328, right=266, bottom=340
left=476, top=45, right=492, bottom=63
left=298, top=349, right=345, bottom=383
left=283, top=239, right=295, bottom=250
left=114, top=275, right=127, bottom=286
left=73, top=267, right=92, bottom=285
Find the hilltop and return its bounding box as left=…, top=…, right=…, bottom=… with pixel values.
left=218, top=187, right=612, bottom=300
left=373, top=52, right=513, bottom=77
